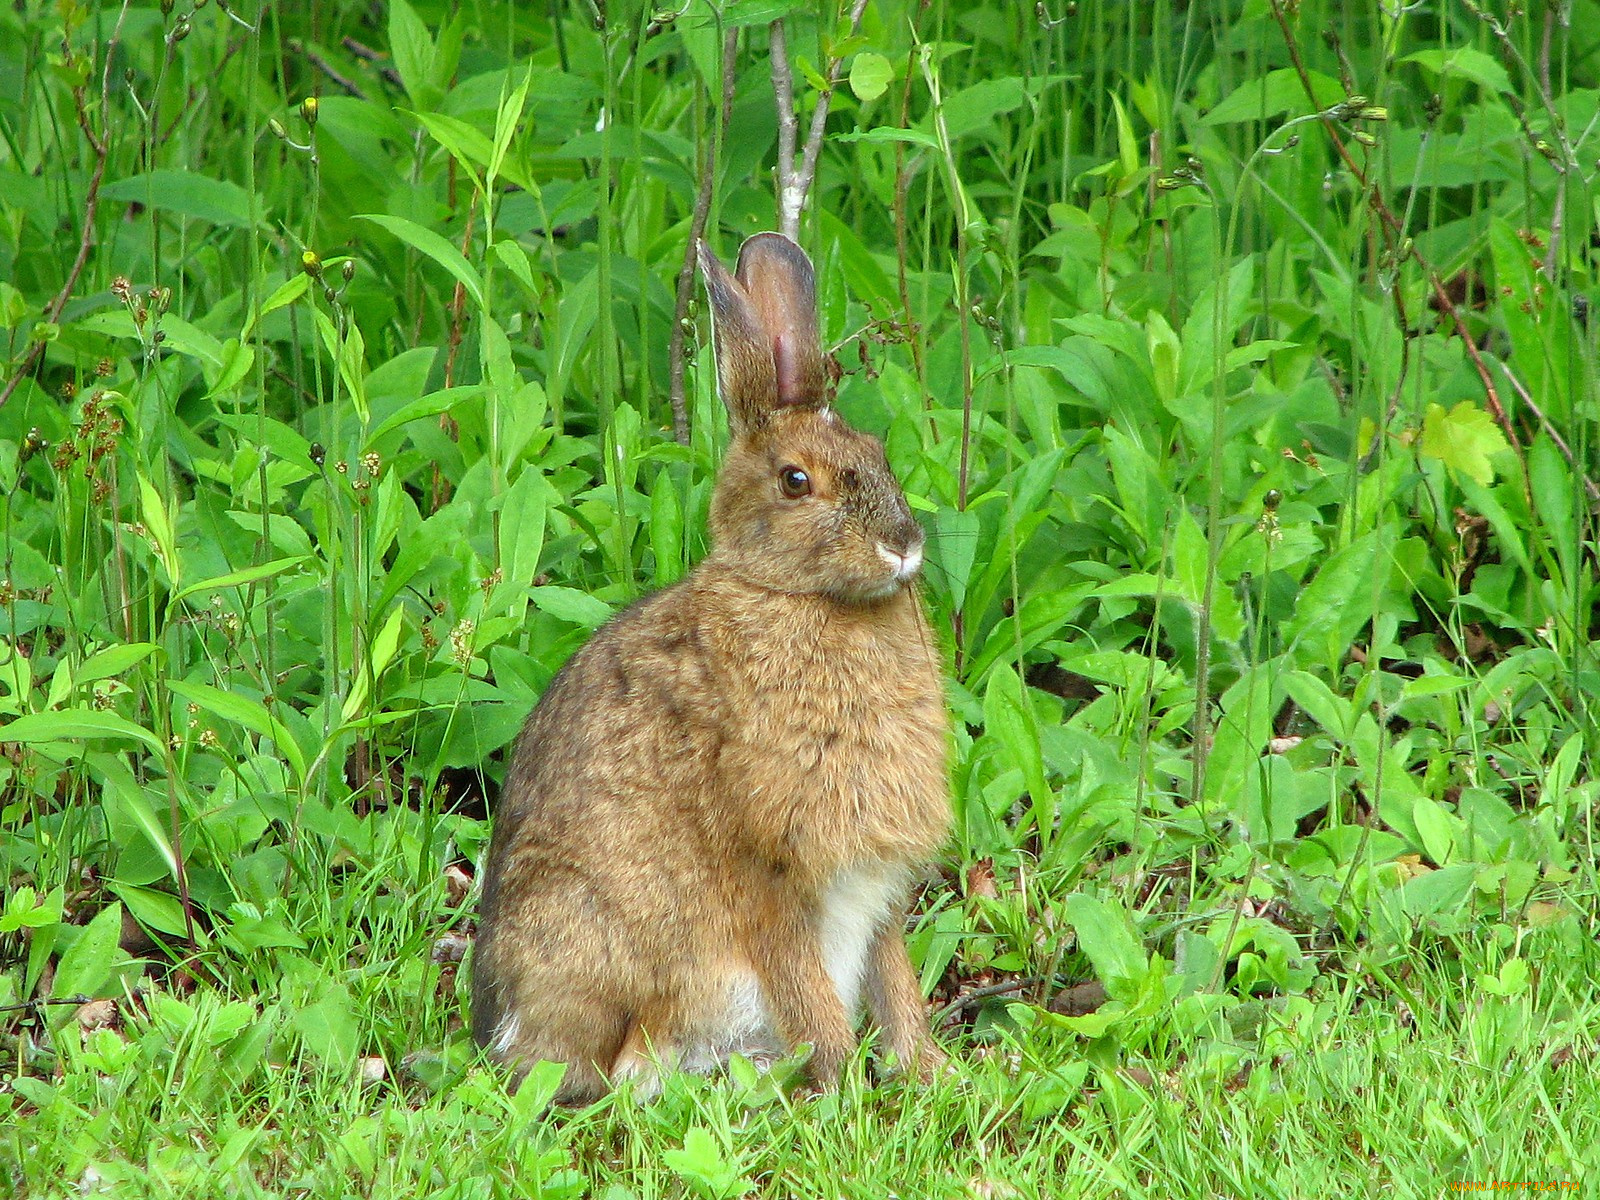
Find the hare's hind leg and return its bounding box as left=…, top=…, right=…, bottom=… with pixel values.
left=746, top=913, right=857, bottom=1088
left=864, top=920, right=947, bottom=1081
left=608, top=1018, right=683, bottom=1100
left=491, top=994, right=629, bottom=1104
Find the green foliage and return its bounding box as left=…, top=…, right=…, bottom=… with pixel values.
left=2, top=0, right=1599, bottom=1193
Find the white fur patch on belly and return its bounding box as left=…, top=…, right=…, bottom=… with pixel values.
left=819, top=863, right=907, bottom=1014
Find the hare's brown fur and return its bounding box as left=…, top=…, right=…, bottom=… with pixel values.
left=471, top=233, right=951, bottom=1103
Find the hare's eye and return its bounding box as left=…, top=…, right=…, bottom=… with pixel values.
left=778, top=466, right=811, bottom=498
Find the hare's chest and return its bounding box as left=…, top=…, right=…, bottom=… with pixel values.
left=816, top=862, right=906, bottom=1012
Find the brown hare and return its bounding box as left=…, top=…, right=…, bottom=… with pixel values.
left=471, top=232, right=951, bottom=1103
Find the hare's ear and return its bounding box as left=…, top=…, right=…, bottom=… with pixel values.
left=698, top=233, right=826, bottom=436
left=699, top=239, right=778, bottom=435
left=735, top=233, right=827, bottom=411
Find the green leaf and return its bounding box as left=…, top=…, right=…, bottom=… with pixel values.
left=101, top=170, right=258, bottom=228
left=355, top=214, right=484, bottom=308
left=1401, top=48, right=1513, bottom=94
left=1203, top=68, right=1346, bottom=124
left=722, top=0, right=804, bottom=28
left=4, top=709, right=164, bottom=754
left=1420, top=401, right=1508, bottom=485
left=388, top=0, right=440, bottom=110
left=498, top=468, right=552, bottom=594
left=982, top=665, right=1051, bottom=817
left=488, top=66, right=532, bottom=188
left=364, top=386, right=481, bottom=449
left=293, top=977, right=359, bottom=1066
left=834, top=126, right=941, bottom=150
left=529, top=586, right=613, bottom=631
left=169, top=557, right=312, bottom=610
left=1062, top=894, right=1150, bottom=1003
left=137, top=470, right=179, bottom=587
left=167, top=680, right=308, bottom=784
left=52, top=903, right=128, bottom=1003
left=341, top=606, right=406, bottom=725
left=849, top=52, right=894, bottom=103
left=75, top=642, right=162, bottom=685
left=929, top=506, right=980, bottom=611
left=242, top=273, right=310, bottom=339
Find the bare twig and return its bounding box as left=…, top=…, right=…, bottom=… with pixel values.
left=769, top=21, right=798, bottom=234
left=0, top=4, right=129, bottom=411
left=769, top=0, right=871, bottom=240
left=340, top=36, right=406, bottom=90
left=931, top=976, right=1048, bottom=1028
left=292, top=38, right=370, bottom=100
left=667, top=28, right=738, bottom=446
left=0, top=995, right=92, bottom=1013
left=1496, top=361, right=1600, bottom=504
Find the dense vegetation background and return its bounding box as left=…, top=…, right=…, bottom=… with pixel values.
left=2, top=0, right=1598, bottom=1195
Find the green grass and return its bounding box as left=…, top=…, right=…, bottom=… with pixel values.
left=3, top=0, right=1600, bottom=1194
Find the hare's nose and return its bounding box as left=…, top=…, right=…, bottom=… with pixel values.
left=876, top=540, right=924, bottom=581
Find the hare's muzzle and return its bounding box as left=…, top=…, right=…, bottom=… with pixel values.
left=875, top=531, right=925, bottom=584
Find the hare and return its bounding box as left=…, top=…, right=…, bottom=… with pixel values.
left=471, top=232, right=951, bottom=1103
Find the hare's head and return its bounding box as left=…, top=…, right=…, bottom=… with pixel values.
left=698, top=233, right=923, bottom=605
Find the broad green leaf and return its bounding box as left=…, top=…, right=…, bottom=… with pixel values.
left=101, top=170, right=257, bottom=228
left=1401, top=48, right=1513, bottom=94
left=834, top=126, right=941, bottom=150
left=52, top=903, right=127, bottom=1002
left=529, top=586, right=613, bottom=630
left=498, top=467, right=552, bottom=594
left=849, top=52, right=894, bottom=102
left=723, top=0, right=804, bottom=27
left=76, top=642, right=162, bottom=685
left=983, top=665, right=1050, bottom=817
left=1203, top=68, right=1345, bottom=124
left=1420, top=401, right=1507, bottom=485
left=412, top=110, right=492, bottom=179
left=341, top=606, right=406, bottom=725
left=169, top=557, right=311, bottom=610
left=242, top=273, right=310, bottom=338
left=1528, top=436, right=1577, bottom=579
left=293, top=977, right=359, bottom=1066
left=167, top=680, right=307, bottom=783
left=929, top=506, right=980, bottom=611
left=137, top=470, right=179, bottom=587
left=355, top=214, right=484, bottom=308
left=4, top=709, right=164, bottom=754
left=388, top=0, right=439, bottom=110
left=1062, top=894, right=1149, bottom=1002
left=365, top=385, right=482, bottom=449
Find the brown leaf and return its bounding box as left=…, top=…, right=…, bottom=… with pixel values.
left=1048, top=980, right=1107, bottom=1017
left=76, top=999, right=118, bottom=1032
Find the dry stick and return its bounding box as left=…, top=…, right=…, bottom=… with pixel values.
left=0, top=12, right=128, bottom=411
left=667, top=28, right=739, bottom=446
left=341, top=36, right=406, bottom=89
left=931, top=977, right=1049, bottom=1028
left=1266, top=0, right=1517, bottom=449
left=769, top=0, right=871, bottom=240
left=1496, top=361, right=1600, bottom=504
left=290, top=38, right=369, bottom=99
